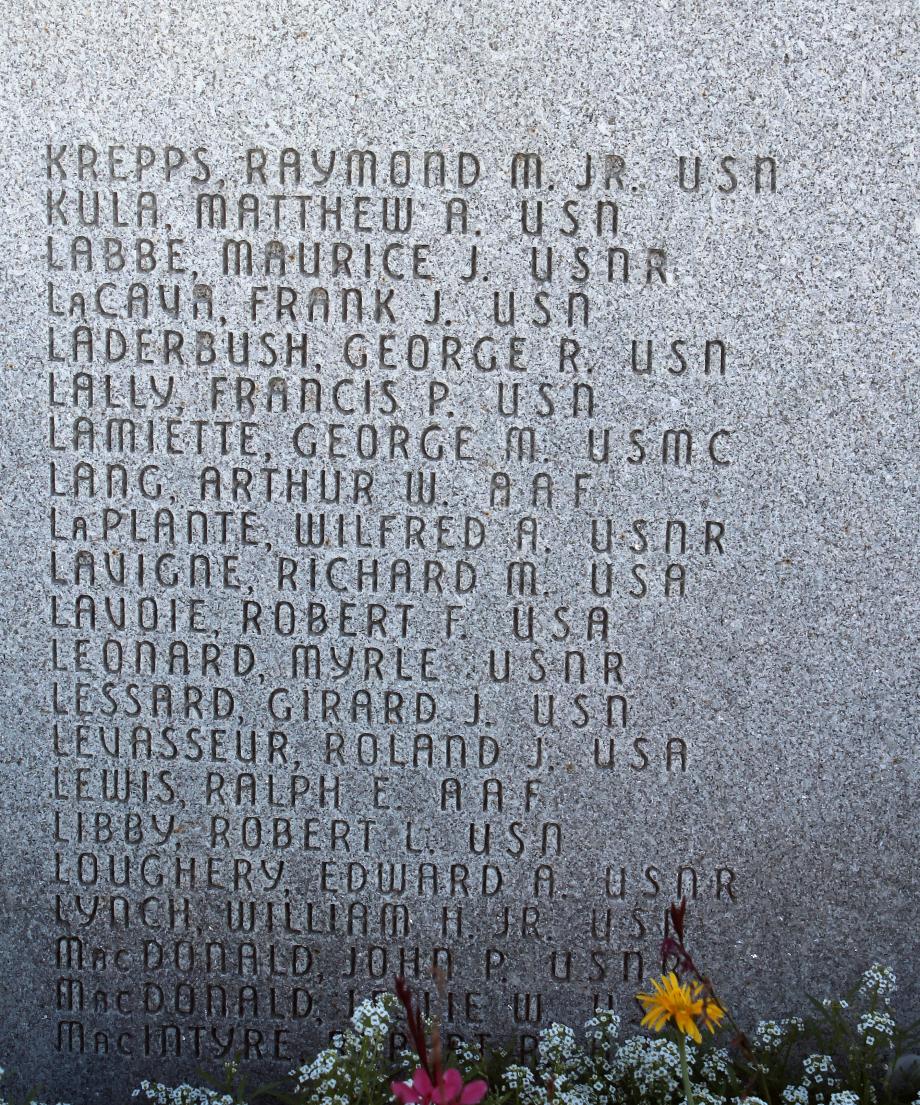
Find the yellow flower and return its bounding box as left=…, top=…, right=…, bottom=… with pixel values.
left=698, top=993, right=726, bottom=1034
left=636, top=972, right=725, bottom=1044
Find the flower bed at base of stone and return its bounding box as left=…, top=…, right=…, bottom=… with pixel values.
left=2, top=963, right=918, bottom=1105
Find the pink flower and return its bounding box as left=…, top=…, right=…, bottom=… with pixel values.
left=392, top=1067, right=488, bottom=1105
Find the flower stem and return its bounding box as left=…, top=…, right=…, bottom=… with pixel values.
left=678, top=1033, right=696, bottom=1105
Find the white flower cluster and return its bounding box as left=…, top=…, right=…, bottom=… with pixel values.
left=584, top=1010, right=622, bottom=1052
left=802, top=1054, right=836, bottom=1082
left=15, top=997, right=910, bottom=1105
left=396, top=1047, right=420, bottom=1071
left=537, top=1023, right=579, bottom=1068
left=782, top=1086, right=810, bottom=1105
left=499, top=1022, right=628, bottom=1105
left=699, top=1048, right=731, bottom=1088
left=686, top=1088, right=728, bottom=1105
left=859, top=964, right=896, bottom=1004
left=504, top=1057, right=613, bottom=1105
left=587, top=1075, right=619, bottom=1101
left=612, top=1037, right=685, bottom=1102
left=856, top=1011, right=896, bottom=1046
left=291, top=1047, right=349, bottom=1098
left=503, top=1064, right=537, bottom=1090
left=829, top=1093, right=861, bottom=1105
left=754, top=1018, right=804, bottom=1052
left=349, top=993, right=398, bottom=1041
left=802, top=1055, right=838, bottom=1103
left=295, top=1047, right=339, bottom=1084
left=501, top=1063, right=548, bottom=1105
left=553, top=1088, right=601, bottom=1105
left=291, top=993, right=397, bottom=1101
left=131, top=1083, right=236, bottom=1105
left=451, top=1039, right=482, bottom=1069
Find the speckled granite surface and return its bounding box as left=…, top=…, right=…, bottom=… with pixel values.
left=0, top=2, right=917, bottom=1100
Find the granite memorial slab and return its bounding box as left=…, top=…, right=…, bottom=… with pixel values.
left=0, top=1, right=917, bottom=1101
